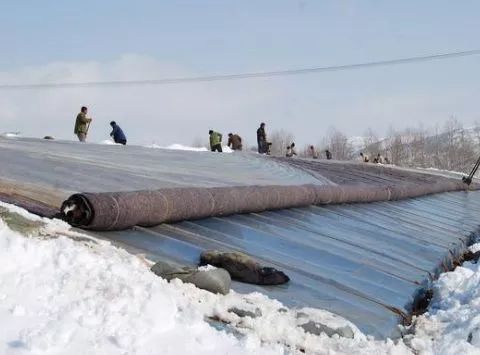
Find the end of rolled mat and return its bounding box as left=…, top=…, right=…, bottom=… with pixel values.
left=199, top=250, right=290, bottom=286
left=258, top=267, right=290, bottom=285
left=60, top=194, right=94, bottom=227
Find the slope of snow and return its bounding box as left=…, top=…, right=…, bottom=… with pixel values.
left=2, top=201, right=480, bottom=354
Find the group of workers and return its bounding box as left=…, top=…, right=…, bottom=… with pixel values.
left=360, top=152, right=390, bottom=164
left=74, top=106, right=388, bottom=163
left=208, top=123, right=266, bottom=153
left=306, top=146, right=332, bottom=160
left=74, top=106, right=127, bottom=145
left=210, top=122, right=334, bottom=160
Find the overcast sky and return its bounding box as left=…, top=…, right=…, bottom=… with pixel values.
left=0, top=1, right=479, bottom=147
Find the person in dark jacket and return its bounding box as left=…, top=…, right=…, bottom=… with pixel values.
left=227, top=133, right=243, bottom=151
left=325, top=149, right=332, bottom=160
left=257, top=123, right=267, bottom=154
left=209, top=130, right=223, bottom=152
left=360, top=152, right=369, bottom=163
left=110, top=121, right=127, bottom=145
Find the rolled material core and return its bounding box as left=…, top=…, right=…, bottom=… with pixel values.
left=60, top=181, right=466, bottom=231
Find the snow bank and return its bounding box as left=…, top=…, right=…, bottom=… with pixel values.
left=0, top=204, right=276, bottom=355
left=0, top=202, right=413, bottom=354
left=4, top=202, right=480, bottom=354
left=405, top=243, right=480, bottom=354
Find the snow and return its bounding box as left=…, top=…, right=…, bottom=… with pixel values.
left=147, top=143, right=209, bottom=152
left=1, top=132, right=21, bottom=138
left=469, top=244, right=480, bottom=254
left=2, top=202, right=480, bottom=354
left=146, top=143, right=234, bottom=153
left=0, top=204, right=276, bottom=355
left=98, top=139, right=121, bottom=145
left=422, top=167, right=466, bottom=177
left=197, top=264, right=217, bottom=271
left=404, top=247, right=480, bottom=354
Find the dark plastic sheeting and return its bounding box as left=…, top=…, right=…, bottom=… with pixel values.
left=97, top=191, right=480, bottom=339
left=0, top=137, right=320, bottom=193
left=1, top=137, right=479, bottom=339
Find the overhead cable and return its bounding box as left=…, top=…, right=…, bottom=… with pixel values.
left=0, top=49, right=479, bottom=90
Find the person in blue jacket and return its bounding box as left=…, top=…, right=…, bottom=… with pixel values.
left=110, top=121, right=127, bottom=145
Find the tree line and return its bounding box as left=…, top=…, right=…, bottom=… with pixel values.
left=192, top=117, right=480, bottom=173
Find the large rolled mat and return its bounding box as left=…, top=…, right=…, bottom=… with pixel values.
left=60, top=179, right=468, bottom=231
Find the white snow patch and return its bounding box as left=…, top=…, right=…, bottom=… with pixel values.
left=197, top=264, right=217, bottom=272
left=422, top=167, right=467, bottom=177
left=469, top=244, right=480, bottom=254
left=1, top=132, right=21, bottom=138
left=146, top=143, right=233, bottom=153
left=150, top=143, right=208, bottom=152
left=98, top=139, right=123, bottom=145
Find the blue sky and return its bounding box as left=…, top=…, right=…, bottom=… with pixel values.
left=0, top=1, right=479, bottom=146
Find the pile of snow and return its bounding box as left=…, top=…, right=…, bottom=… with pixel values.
left=98, top=139, right=122, bottom=145
left=146, top=143, right=233, bottom=153
left=404, top=243, right=480, bottom=354
left=147, top=143, right=209, bottom=152
left=3, top=202, right=480, bottom=354
left=0, top=203, right=276, bottom=355
left=0, top=202, right=412, bottom=354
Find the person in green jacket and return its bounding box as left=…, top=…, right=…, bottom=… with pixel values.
left=74, top=106, right=92, bottom=142
left=209, top=130, right=223, bottom=152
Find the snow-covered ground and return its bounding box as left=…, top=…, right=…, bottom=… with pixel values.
left=1, top=202, right=480, bottom=354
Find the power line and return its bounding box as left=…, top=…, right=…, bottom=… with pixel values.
left=1, top=49, right=479, bottom=90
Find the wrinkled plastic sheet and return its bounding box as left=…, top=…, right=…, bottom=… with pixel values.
left=0, top=137, right=320, bottom=193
